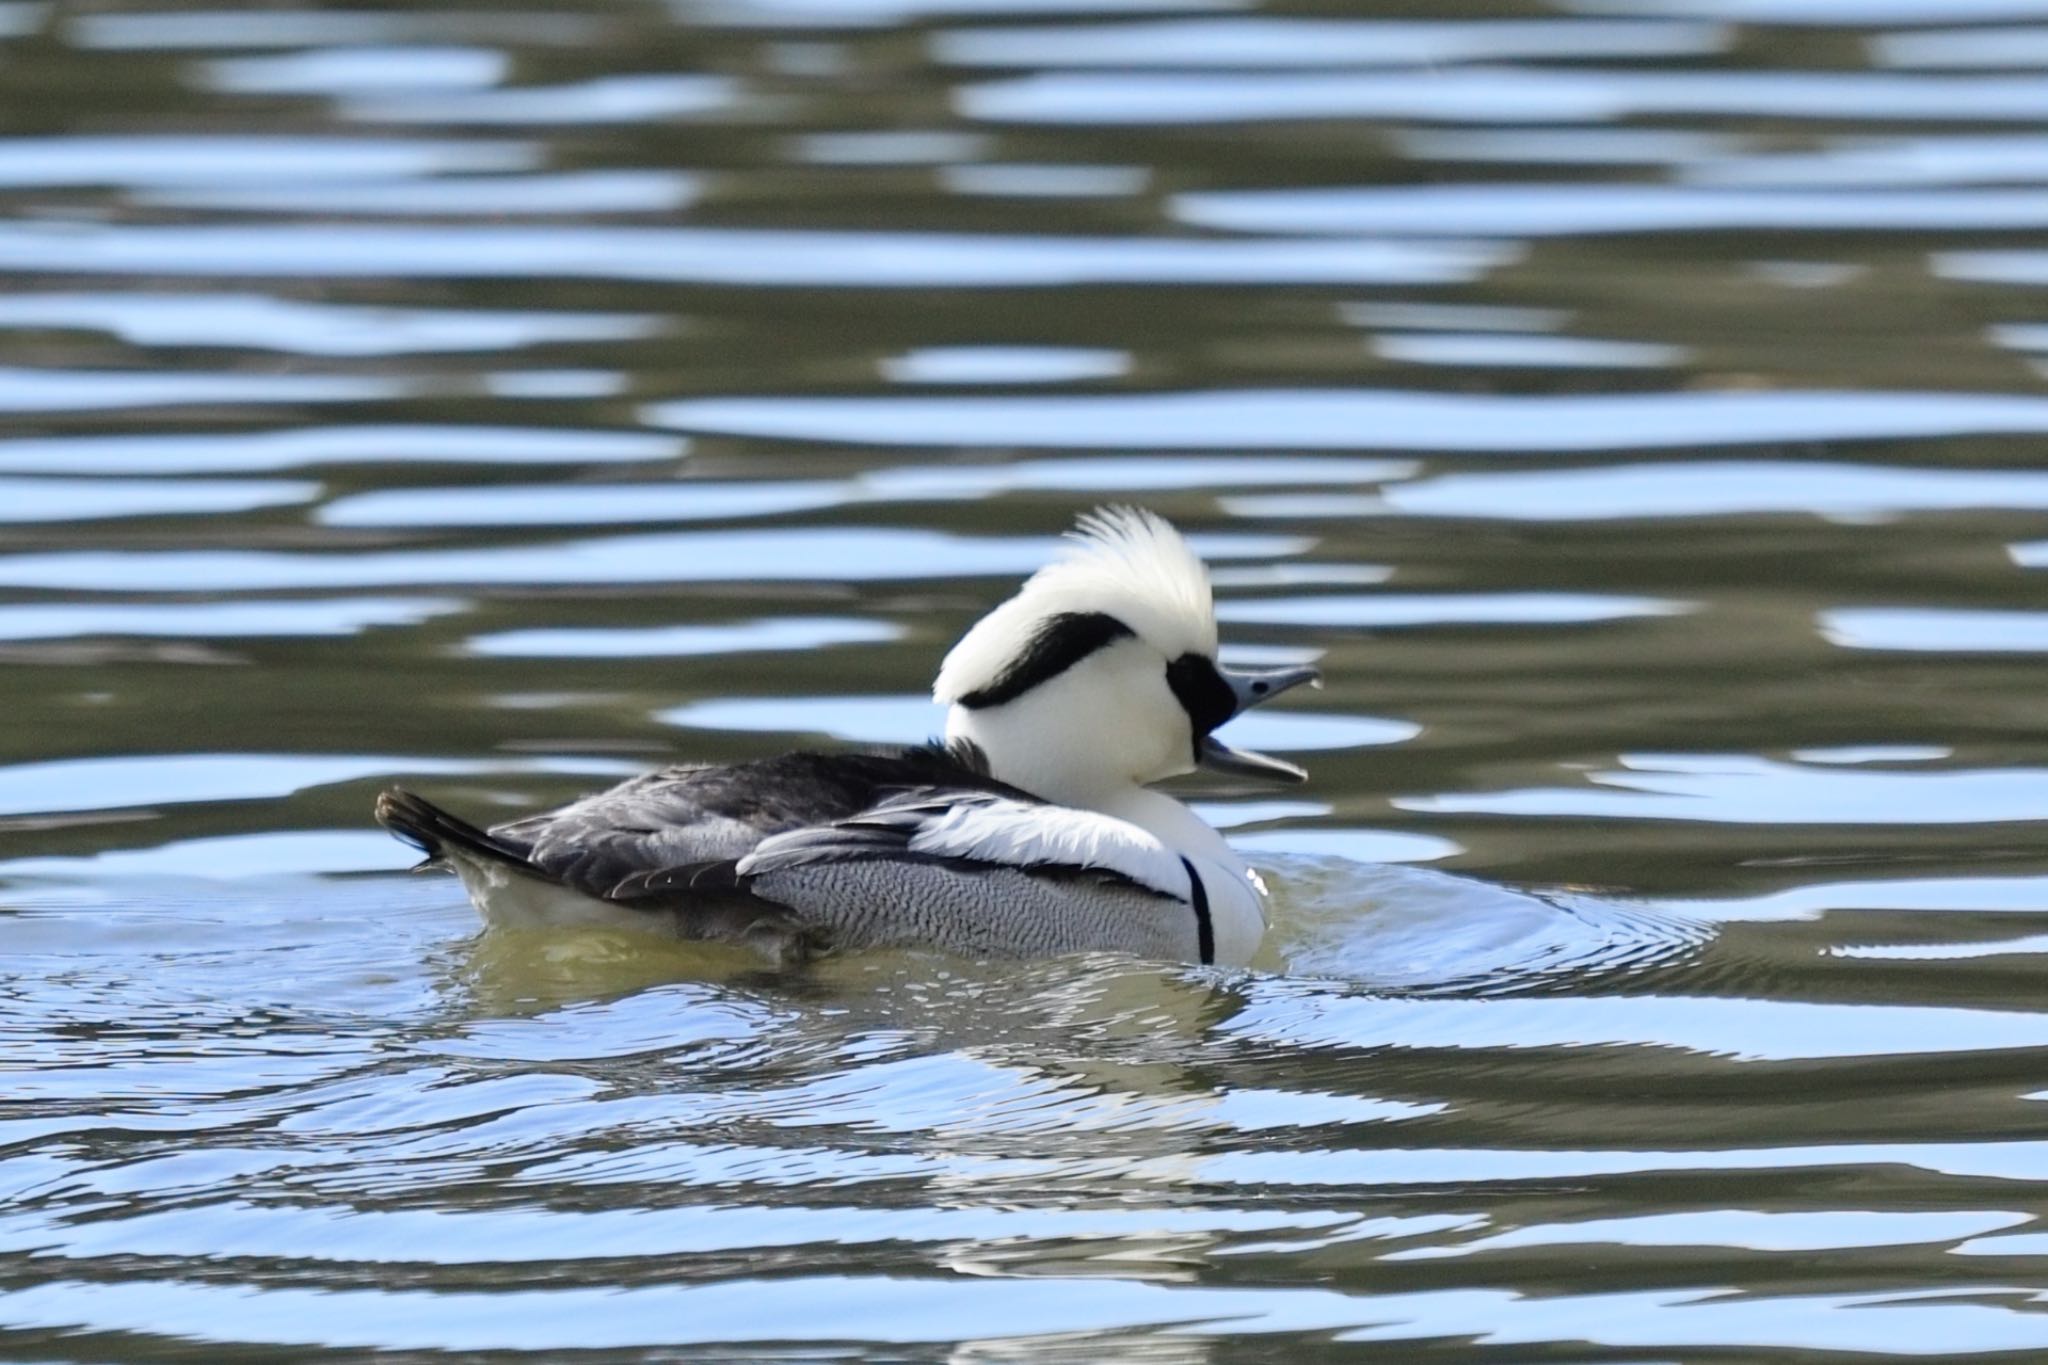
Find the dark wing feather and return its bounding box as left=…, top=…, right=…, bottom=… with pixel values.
left=484, top=742, right=1022, bottom=903
left=377, top=786, right=544, bottom=874
left=726, top=793, right=954, bottom=878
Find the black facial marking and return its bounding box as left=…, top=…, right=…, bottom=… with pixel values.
left=1165, top=652, right=1236, bottom=758
left=957, top=611, right=1135, bottom=709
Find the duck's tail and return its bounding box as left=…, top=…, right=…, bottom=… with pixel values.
left=375, top=787, right=539, bottom=876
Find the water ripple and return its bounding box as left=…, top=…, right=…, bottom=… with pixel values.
left=139, top=169, right=699, bottom=217
left=1404, top=754, right=2048, bottom=825
left=0, top=133, right=530, bottom=185
left=467, top=617, right=901, bottom=658
left=7, top=1, right=2048, bottom=1359
left=0, top=425, right=685, bottom=473
left=15, top=1274, right=2048, bottom=1354
left=0, top=598, right=461, bottom=641
left=196, top=45, right=511, bottom=96
left=0, top=528, right=1306, bottom=592
left=0, top=476, right=315, bottom=522
left=933, top=17, right=1730, bottom=67
left=320, top=481, right=845, bottom=526
left=0, top=367, right=404, bottom=413
left=1372, top=460, right=2048, bottom=521
left=0, top=224, right=1514, bottom=287
left=661, top=692, right=1416, bottom=752
left=0, top=292, right=664, bottom=356
left=1177, top=183, right=2048, bottom=236
left=651, top=389, right=2048, bottom=450
left=0, top=753, right=631, bottom=818
left=1822, top=607, right=2048, bottom=652
left=340, top=74, right=737, bottom=126
left=70, top=8, right=602, bottom=49
left=963, top=68, right=2048, bottom=126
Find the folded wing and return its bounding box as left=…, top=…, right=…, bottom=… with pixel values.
left=721, top=791, right=1205, bottom=961
left=382, top=746, right=1207, bottom=962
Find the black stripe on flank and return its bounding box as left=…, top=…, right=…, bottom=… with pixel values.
left=1166, top=653, right=1236, bottom=759
left=957, top=611, right=1135, bottom=709
left=1178, top=854, right=1214, bottom=965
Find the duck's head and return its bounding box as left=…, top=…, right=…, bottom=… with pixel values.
left=933, top=506, right=1318, bottom=803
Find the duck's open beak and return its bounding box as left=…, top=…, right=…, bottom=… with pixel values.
left=1198, top=663, right=1320, bottom=784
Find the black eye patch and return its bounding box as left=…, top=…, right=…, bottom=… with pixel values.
left=957, top=611, right=1135, bottom=709
left=1165, top=653, right=1235, bottom=752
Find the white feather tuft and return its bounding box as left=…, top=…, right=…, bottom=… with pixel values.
left=934, top=505, right=1217, bottom=704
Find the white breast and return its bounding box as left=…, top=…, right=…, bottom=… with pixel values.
left=1186, top=857, right=1268, bottom=968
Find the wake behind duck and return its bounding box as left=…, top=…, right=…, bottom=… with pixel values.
left=376, top=507, right=1317, bottom=966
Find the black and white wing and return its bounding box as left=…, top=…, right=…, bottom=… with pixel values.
left=738, top=790, right=1184, bottom=892
left=716, top=791, right=1213, bottom=962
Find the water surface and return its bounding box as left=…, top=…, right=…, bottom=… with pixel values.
left=7, top=0, right=2048, bottom=1359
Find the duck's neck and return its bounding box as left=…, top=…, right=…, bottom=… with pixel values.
left=945, top=697, right=1241, bottom=866
left=1091, top=784, right=1236, bottom=865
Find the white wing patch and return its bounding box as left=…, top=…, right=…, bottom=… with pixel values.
left=904, top=795, right=1190, bottom=900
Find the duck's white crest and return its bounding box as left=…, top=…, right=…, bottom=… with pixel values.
left=933, top=505, right=1216, bottom=705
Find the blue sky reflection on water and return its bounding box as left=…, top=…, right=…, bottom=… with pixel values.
left=0, top=426, right=686, bottom=473
left=0, top=223, right=1515, bottom=286
left=1403, top=755, right=2048, bottom=825
left=651, top=389, right=2048, bottom=449
left=0, top=292, right=666, bottom=355
left=661, top=692, right=1420, bottom=752
left=0, top=529, right=1310, bottom=591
